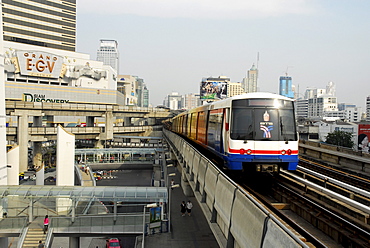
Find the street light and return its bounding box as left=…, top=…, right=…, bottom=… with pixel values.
left=142, top=203, right=157, bottom=248
left=168, top=183, right=179, bottom=233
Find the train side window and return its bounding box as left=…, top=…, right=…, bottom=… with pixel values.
left=208, top=109, right=223, bottom=149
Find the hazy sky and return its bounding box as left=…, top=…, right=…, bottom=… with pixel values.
left=76, top=0, right=370, bottom=109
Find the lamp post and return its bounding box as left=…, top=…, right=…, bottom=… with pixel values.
left=168, top=183, right=179, bottom=233
left=142, top=203, right=157, bottom=248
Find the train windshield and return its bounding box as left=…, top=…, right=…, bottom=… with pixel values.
left=230, top=99, right=297, bottom=141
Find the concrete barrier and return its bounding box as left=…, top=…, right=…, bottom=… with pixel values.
left=197, top=158, right=208, bottom=196
left=204, top=165, right=219, bottom=211
left=230, top=190, right=266, bottom=248
left=262, top=219, right=301, bottom=248
left=214, top=176, right=237, bottom=238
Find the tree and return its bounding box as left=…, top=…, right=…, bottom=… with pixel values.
left=325, top=130, right=354, bottom=148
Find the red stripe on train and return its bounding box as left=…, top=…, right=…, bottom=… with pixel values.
left=228, top=148, right=298, bottom=155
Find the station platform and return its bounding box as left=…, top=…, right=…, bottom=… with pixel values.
left=142, top=170, right=219, bottom=248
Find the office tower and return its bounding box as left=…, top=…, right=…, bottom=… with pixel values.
left=227, top=82, right=245, bottom=97
left=164, top=92, right=183, bottom=110
left=279, top=76, right=294, bottom=98
left=242, top=64, right=258, bottom=93
left=2, top=0, right=76, bottom=51
left=184, top=93, right=200, bottom=110
left=97, top=39, right=119, bottom=74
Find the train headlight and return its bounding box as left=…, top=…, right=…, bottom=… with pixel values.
left=240, top=149, right=245, bottom=155
left=287, top=149, right=292, bottom=155
left=246, top=149, right=252, bottom=155
left=281, top=150, right=286, bottom=155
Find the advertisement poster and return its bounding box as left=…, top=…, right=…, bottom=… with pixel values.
left=358, top=124, right=370, bottom=153
left=200, top=81, right=227, bottom=100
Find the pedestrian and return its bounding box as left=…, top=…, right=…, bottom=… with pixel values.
left=43, top=215, right=49, bottom=234
left=186, top=200, right=193, bottom=216
left=180, top=201, right=186, bottom=216
left=170, top=179, right=175, bottom=189
left=38, top=240, right=44, bottom=248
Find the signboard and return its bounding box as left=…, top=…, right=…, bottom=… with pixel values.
left=200, top=81, right=227, bottom=100
left=16, top=51, right=63, bottom=78
left=149, top=207, right=161, bottom=223
left=358, top=124, right=370, bottom=153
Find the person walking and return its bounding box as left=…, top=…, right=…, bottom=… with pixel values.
left=38, top=240, right=45, bottom=248
left=43, top=215, right=49, bottom=234
left=180, top=201, right=186, bottom=216
left=186, top=200, right=193, bottom=216
left=170, top=179, right=175, bottom=189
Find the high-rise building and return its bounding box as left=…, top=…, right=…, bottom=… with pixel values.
left=279, top=76, right=294, bottom=98
left=183, top=93, right=200, bottom=110
left=164, top=92, right=183, bottom=110
left=227, top=82, right=245, bottom=97
left=2, top=0, right=76, bottom=51
left=97, top=39, right=119, bottom=74
left=242, top=64, right=258, bottom=93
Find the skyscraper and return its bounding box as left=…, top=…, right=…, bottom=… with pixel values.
left=242, top=64, right=258, bottom=93
left=279, top=76, right=294, bottom=98
left=2, top=0, right=76, bottom=51
left=97, top=40, right=119, bottom=74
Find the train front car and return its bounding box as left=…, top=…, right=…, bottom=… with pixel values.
left=226, top=93, right=298, bottom=173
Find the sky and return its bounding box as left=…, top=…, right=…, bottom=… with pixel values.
left=76, top=0, right=370, bottom=109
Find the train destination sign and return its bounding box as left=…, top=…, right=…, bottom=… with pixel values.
left=23, top=93, right=70, bottom=103
left=16, top=51, right=63, bottom=78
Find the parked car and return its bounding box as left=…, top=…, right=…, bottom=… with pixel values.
left=106, top=238, right=121, bottom=248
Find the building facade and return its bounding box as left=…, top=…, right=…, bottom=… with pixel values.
left=279, top=76, right=294, bottom=98
left=4, top=41, right=122, bottom=105
left=2, top=0, right=76, bottom=51
left=227, top=82, right=245, bottom=97
left=183, top=93, right=200, bottom=110
left=96, top=39, right=119, bottom=74
left=164, top=92, right=183, bottom=110
left=242, top=64, right=258, bottom=93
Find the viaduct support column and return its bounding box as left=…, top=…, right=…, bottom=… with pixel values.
left=123, top=117, right=131, bottom=127
left=33, top=142, right=44, bottom=185
left=86, top=116, right=95, bottom=127
left=18, top=113, right=29, bottom=172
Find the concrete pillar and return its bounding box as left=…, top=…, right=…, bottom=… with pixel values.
left=36, top=166, right=44, bottom=186
left=86, top=116, right=95, bottom=127
left=33, top=142, right=43, bottom=185
left=18, top=114, right=29, bottom=172
left=7, top=145, right=19, bottom=185
left=69, top=237, right=80, bottom=248
left=104, top=111, right=114, bottom=140
left=56, top=126, right=75, bottom=186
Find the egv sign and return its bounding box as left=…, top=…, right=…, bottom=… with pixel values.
left=16, top=51, right=63, bottom=78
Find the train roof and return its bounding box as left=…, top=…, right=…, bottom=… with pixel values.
left=173, top=92, right=294, bottom=118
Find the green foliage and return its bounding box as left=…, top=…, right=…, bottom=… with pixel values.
left=325, top=130, right=354, bottom=148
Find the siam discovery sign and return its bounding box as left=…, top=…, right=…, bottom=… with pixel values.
left=23, top=93, right=70, bottom=103
left=16, top=51, right=63, bottom=78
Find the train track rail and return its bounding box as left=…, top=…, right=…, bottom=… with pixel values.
left=299, top=155, right=370, bottom=190
left=237, top=164, right=370, bottom=247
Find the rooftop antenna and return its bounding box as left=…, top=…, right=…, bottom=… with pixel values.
left=256, top=52, right=259, bottom=69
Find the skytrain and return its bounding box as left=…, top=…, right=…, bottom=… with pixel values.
left=171, top=92, right=299, bottom=173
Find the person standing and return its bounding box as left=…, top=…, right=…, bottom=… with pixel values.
left=180, top=201, right=186, bottom=216
left=186, top=200, right=193, bottom=216
left=43, top=215, right=49, bottom=234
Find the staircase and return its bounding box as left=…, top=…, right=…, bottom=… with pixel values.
left=22, top=227, right=45, bottom=247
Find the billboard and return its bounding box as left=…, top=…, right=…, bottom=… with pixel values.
left=358, top=124, right=370, bottom=153
left=200, top=80, right=227, bottom=100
